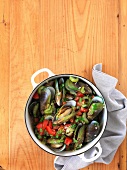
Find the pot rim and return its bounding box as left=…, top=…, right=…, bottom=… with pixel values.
left=25, top=73, right=108, bottom=157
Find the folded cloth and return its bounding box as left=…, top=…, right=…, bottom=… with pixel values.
left=54, top=63, right=127, bottom=170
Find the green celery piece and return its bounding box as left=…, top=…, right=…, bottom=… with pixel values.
left=69, top=76, right=79, bottom=83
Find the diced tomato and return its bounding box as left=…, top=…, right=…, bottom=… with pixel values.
left=53, top=125, right=60, bottom=130
left=46, top=126, right=56, bottom=136
left=74, top=97, right=79, bottom=101
left=76, top=111, right=82, bottom=116
left=92, top=95, right=95, bottom=98
left=80, top=107, right=89, bottom=113
left=64, top=137, right=73, bottom=146
left=48, top=120, right=53, bottom=129
left=42, top=120, right=49, bottom=130
left=76, top=102, right=82, bottom=107
left=33, top=92, right=39, bottom=99
left=39, top=130, right=44, bottom=136
left=77, top=92, right=84, bottom=97
left=62, top=101, right=66, bottom=105
left=64, top=124, right=71, bottom=129
left=70, top=118, right=74, bottom=123
left=36, top=122, right=43, bottom=129
left=81, top=100, right=85, bottom=105
left=58, top=125, right=64, bottom=130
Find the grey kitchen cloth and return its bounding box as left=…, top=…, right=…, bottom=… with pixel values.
left=54, top=63, right=127, bottom=170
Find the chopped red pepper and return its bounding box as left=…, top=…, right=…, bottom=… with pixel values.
left=80, top=107, right=89, bottom=113
left=48, top=120, right=53, bottom=129
left=42, top=120, right=49, bottom=130
left=64, top=137, right=73, bottom=146
left=76, top=102, right=82, bottom=107
left=58, top=125, right=64, bottom=130
left=76, top=111, right=82, bottom=116
left=74, top=97, right=79, bottom=101
left=33, top=92, right=39, bottom=99
left=46, top=126, right=56, bottom=136
left=77, top=92, right=84, bottom=97
left=53, top=125, right=60, bottom=130
left=36, top=122, right=43, bottom=129
left=70, top=118, right=74, bottom=123
left=39, top=130, right=44, bottom=136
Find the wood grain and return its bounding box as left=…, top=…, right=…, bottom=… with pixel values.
left=118, top=1, right=127, bottom=170
left=0, top=0, right=127, bottom=169
left=0, top=0, right=10, bottom=169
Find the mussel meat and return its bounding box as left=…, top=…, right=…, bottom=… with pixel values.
left=87, top=102, right=104, bottom=120
left=47, top=138, right=66, bottom=152
left=53, top=101, right=76, bottom=124
left=65, top=79, right=78, bottom=95
left=74, top=124, right=86, bottom=150
left=40, top=88, right=51, bottom=114
left=55, top=79, right=62, bottom=106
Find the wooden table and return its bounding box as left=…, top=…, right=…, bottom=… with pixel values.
left=0, top=0, right=127, bottom=170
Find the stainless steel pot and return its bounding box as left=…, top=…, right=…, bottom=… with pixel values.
left=25, top=68, right=107, bottom=162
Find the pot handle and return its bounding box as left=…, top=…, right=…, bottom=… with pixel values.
left=31, top=68, right=55, bottom=89
left=78, top=142, right=102, bottom=162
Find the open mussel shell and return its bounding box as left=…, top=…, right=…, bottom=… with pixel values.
left=44, top=115, right=54, bottom=121
left=77, top=81, right=92, bottom=94
left=28, top=101, right=39, bottom=116
left=53, top=100, right=76, bottom=125
left=59, top=78, right=64, bottom=85
left=66, top=100, right=76, bottom=107
left=47, top=138, right=66, bottom=152
left=74, top=124, right=86, bottom=150
left=87, top=102, right=104, bottom=120
left=51, top=143, right=63, bottom=148
left=40, top=88, right=51, bottom=114
left=51, top=144, right=66, bottom=152
left=47, top=86, right=55, bottom=100
left=55, top=79, right=62, bottom=106
left=85, top=120, right=100, bottom=143
left=65, top=79, right=78, bottom=95
left=91, top=96, right=104, bottom=103
left=65, top=94, right=74, bottom=100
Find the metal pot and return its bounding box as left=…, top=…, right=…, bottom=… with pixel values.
left=25, top=68, right=107, bottom=162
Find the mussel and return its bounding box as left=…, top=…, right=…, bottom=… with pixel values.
left=47, top=86, right=55, bottom=100
left=65, top=79, right=78, bottom=95
left=77, top=82, right=93, bottom=94
left=55, top=79, right=62, bottom=106
left=53, top=101, right=76, bottom=125
left=40, top=88, right=51, bottom=114
left=91, top=96, right=104, bottom=103
left=40, top=87, right=56, bottom=115
left=85, top=120, right=100, bottom=143
left=87, top=102, right=104, bottom=120
left=28, top=101, right=39, bottom=117
left=47, top=138, right=66, bottom=152
left=74, top=124, right=86, bottom=150
left=65, top=94, right=74, bottom=100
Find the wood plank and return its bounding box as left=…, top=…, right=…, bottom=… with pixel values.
left=118, top=0, right=127, bottom=170
left=0, top=0, right=10, bottom=169
left=10, top=0, right=42, bottom=169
